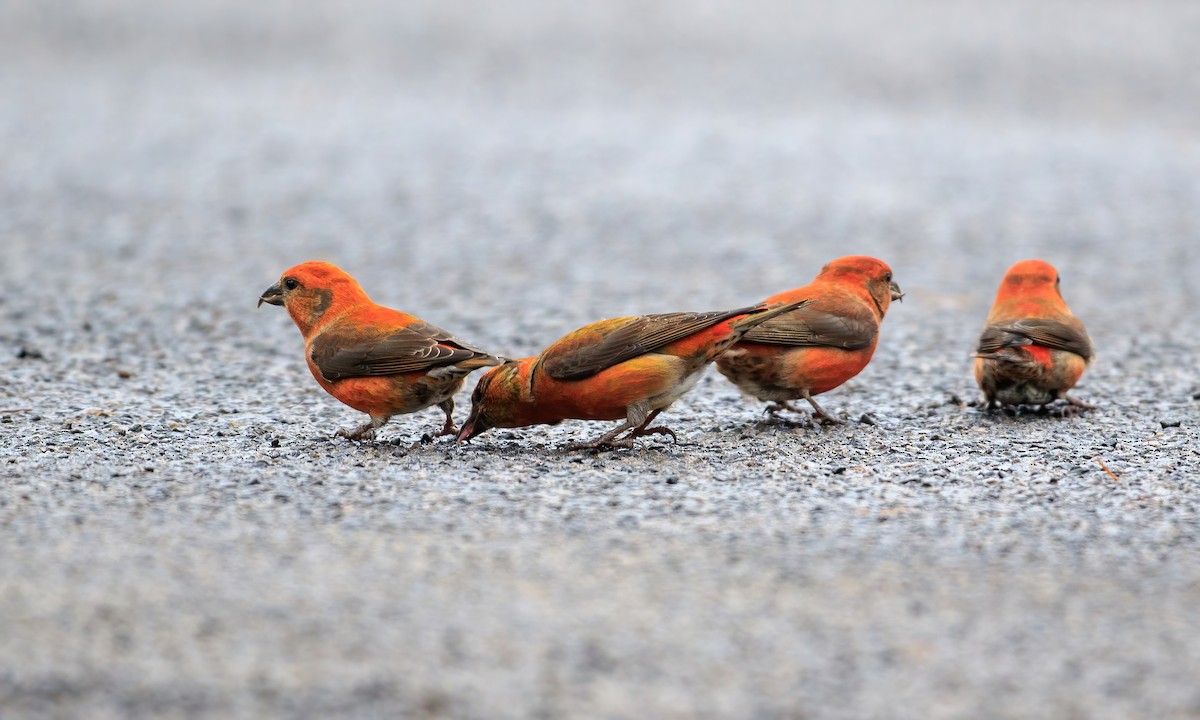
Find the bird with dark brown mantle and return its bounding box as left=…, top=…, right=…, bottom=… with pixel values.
left=973, top=259, right=1094, bottom=413
left=458, top=300, right=808, bottom=449
left=716, top=255, right=902, bottom=426
left=259, top=261, right=504, bottom=440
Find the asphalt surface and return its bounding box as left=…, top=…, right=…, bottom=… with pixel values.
left=2, top=1, right=1199, bottom=718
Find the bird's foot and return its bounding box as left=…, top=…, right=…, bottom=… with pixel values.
left=974, top=399, right=1002, bottom=414
left=1055, top=396, right=1095, bottom=418
left=438, top=413, right=459, bottom=437
left=803, top=395, right=846, bottom=427
left=336, top=424, right=376, bottom=441
left=758, top=401, right=820, bottom=429
left=764, top=401, right=805, bottom=416
left=628, top=425, right=679, bottom=444
left=811, top=410, right=846, bottom=426
left=784, top=406, right=845, bottom=428
left=420, top=421, right=459, bottom=444
left=755, top=411, right=804, bottom=430
left=1065, top=395, right=1096, bottom=410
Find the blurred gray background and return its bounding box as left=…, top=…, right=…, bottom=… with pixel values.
left=1, top=1, right=1198, bottom=718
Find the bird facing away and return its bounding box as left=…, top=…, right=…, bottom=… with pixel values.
left=457, top=300, right=808, bottom=449
left=974, top=259, right=1094, bottom=412
left=716, top=255, right=902, bottom=426
left=259, top=261, right=504, bottom=440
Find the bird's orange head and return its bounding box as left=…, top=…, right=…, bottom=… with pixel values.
left=457, top=360, right=535, bottom=441
left=258, top=261, right=372, bottom=337
left=993, top=259, right=1064, bottom=304
left=815, top=256, right=903, bottom=317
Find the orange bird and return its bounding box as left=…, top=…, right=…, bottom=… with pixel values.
left=457, top=300, right=808, bottom=449
left=258, top=261, right=503, bottom=440
left=974, top=259, right=1094, bottom=412
left=716, top=256, right=902, bottom=425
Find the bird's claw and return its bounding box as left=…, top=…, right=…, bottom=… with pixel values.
left=811, top=412, right=846, bottom=426
left=795, top=409, right=843, bottom=429
left=762, top=399, right=844, bottom=429
left=420, top=423, right=459, bottom=444
left=628, top=425, right=678, bottom=444
left=1056, top=398, right=1095, bottom=418
left=336, top=426, right=376, bottom=441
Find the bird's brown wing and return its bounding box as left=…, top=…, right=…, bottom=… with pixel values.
left=311, top=320, right=492, bottom=381
left=541, top=308, right=753, bottom=381
left=738, top=306, right=877, bottom=350
left=976, top=318, right=1093, bottom=360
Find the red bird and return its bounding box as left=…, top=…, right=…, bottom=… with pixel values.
left=974, top=259, right=1094, bottom=412
left=457, top=300, right=807, bottom=449
left=716, top=256, right=902, bottom=425
left=259, top=261, right=503, bottom=440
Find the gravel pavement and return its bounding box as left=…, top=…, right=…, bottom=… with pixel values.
left=2, top=2, right=1199, bottom=718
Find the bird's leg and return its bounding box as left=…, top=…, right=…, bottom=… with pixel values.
left=336, top=415, right=388, bottom=441
left=755, top=400, right=810, bottom=429
left=421, top=399, right=459, bottom=443
left=1065, top=395, right=1096, bottom=410
left=764, top=401, right=806, bottom=416
left=566, top=420, right=637, bottom=451
left=1057, top=394, right=1096, bottom=418
left=626, top=408, right=678, bottom=444
left=804, top=391, right=845, bottom=426
left=568, top=403, right=654, bottom=451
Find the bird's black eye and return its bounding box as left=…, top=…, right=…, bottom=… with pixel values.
left=885, top=272, right=892, bottom=282
left=284, top=277, right=299, bottom=290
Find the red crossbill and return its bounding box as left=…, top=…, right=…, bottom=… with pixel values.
left=716, top=256, right=901, bottom=426
left=457, top=300, right=808, bottom=449
left=974, top=259, right=1094, bottom=412
left=259, top=261, right=503, bottom=440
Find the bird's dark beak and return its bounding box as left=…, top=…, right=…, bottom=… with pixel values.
left=456, top=411, right=492, bottom=443
left=890, top=281, right=904, bottom=303
left=258, top=282, right=284, bottom=308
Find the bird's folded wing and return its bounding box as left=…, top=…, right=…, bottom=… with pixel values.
left=542, top=309, right=752, bottom=381
left=311, top=321, right=487, bottom=380
left=738, top=307, right=876, bottom=350
left=976, top=318, right=1093, bottom=360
